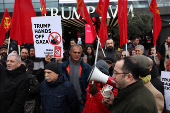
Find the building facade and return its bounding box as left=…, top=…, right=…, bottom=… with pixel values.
left=0, top=0, right=170, bottom=46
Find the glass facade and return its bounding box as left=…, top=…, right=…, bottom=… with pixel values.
left=0, top=0, right=169, bottom=12
left=0, top=0, right=59, bottom=12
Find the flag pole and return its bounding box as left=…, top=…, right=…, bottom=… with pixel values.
left=154, top=45, right=156, bottom=61
left=126, top=43, right=127, bottom=56
left=90, top=35, right=101, bottom=98
left=101, top=47, right=106, bottom=57
left=7, top=37, right=10, bottom=55
left=18, top=45, right=20, bottom=55
left=94, top=35, right=100, bottom=66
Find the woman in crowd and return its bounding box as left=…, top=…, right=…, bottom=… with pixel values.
left=148, top=46, right=162, bottom=68
left=85, top=46, right=95, bottom=66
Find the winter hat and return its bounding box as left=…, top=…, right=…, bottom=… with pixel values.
left=132, top=55, right=150, bottom=69
left=45, top=62, right=60, bottom=74
left=103, top=57, right=113, bottom=64
left=96, top=60, right=109, bottom=75
left=0, top=45, right=7, bottom=49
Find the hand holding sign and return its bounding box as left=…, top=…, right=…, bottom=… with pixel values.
left=45, top=54, right=52, bottom=63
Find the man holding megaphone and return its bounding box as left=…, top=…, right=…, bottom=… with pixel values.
left=83, top=60, right=118, bottom=113
left=101, top=57, right=158, bottom=113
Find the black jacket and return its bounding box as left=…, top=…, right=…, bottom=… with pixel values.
left=40, top=73, right=79, bottom=113
left=158, top=42, right=166, bottom=71
left=111, top=80, right=157, bottom=113
left=0, top=64, right=30, bottom=113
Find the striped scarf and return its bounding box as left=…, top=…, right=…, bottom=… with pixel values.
left=141, top=75, right=151, bottom=83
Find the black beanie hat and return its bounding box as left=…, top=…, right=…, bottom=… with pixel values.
left=45, top=62, right=60, bottom=74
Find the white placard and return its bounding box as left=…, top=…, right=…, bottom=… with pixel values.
left=31, top=16, right=63, bottom=58
left=161, top=71, right=170, bottom=111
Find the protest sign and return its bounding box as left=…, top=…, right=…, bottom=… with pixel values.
left=161, top=71, right=170, bottom=111
left=31, top=16, right=63, bottom=58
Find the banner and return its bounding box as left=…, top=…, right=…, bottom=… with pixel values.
left=10, top=0, right=36, bottom=45
left=161, top=71, right=170, bottom=111
left=31, top=16, right=63, bottom=58
left=118, top=0, right=127, bottom=47
left=149, top=0, right=162, bottom=45
left=85, top=24, right=94, bottom=43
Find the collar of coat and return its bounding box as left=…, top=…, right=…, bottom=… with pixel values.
left=115, top=80, right=143, bottom=99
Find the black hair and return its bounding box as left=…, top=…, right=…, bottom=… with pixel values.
left=21, top=48, right=29, bottom=57
left=121, top=49, right=130, bottom=55
left=29, top=46, right=34, bottom=50
left=103, top=57, right=113, bottom=64
left=132, top=36, right=139, bottom=41
left=70, top=39, right=76, bottom=43
left=5, top=37, right=9, bottom=40
left=140, top=68, right=150, bottom=77
left=121, top=57, right=140, bottom=80
left=85, top=46, right=94, bottom=56
left=21, top=47, right=29, bottom=52
left=106, top=38, right=114, bottom=43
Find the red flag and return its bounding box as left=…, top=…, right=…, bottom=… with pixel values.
left=0, top=25, right=5, bottom=46
left=77, top=0, right=97, bottom=39
left=98, top=0, right=109, bottom=48
left=149, top=0, right=162, bottom=45
left=96, top=0, right=103, bottom=16
left=0, top=8, right=11, bottom=33
left=118, top=0, right=127, bottom=47
left=0, top=8, right=11, bottom=46
left=10, top=0, right=36, bottom=45
left=40, top=0, right=47, bottom=16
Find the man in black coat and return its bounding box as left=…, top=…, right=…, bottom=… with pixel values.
left=21, top=47, right=34, bottom=74
left=0, top=53, right=29, bottom=113
left=40, top=62, right=79, bottom=113
left=158, top=36, right=170, bottom=71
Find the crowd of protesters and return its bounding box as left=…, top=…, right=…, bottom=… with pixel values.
left=0, top=35, right=169, bottom=113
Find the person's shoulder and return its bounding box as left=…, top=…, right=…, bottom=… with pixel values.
left=147, top=82, right=163, bottom=97
left=134, top=84, right=156, bottom=102
left=40, top=80, right=47, bottom=88
left=59, top=60, right=69, bottom=67
left=81, top=61, right=91, bottom=68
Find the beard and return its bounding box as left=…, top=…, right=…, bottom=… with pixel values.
left=167, top=41, right=170, bottom=45
left=107, top=46, right=113, bottom=50
left=2, top=52, right=7, bottom=57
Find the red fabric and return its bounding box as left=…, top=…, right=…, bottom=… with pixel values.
left=40, top=0, right=47, bottom=16
left=77, top=0, right=96, bottom=39
left=1, top=8, right=11, bottom=33
left=96, top=0, right=103, bottom=16
left=83, top=81, right=118, bottom=113
left=118, top=0, right=127, bottom=47
left=0, top=8, right=11, bottom=46
left=10, top=0, right=36, bottom=45
left=149, top=0, right=162, bottom=45
left=166, top=58, right=170, bottom=71
left=0, top=25, right=5, bottom=46
left=98, top=0, right=109, bottom=48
